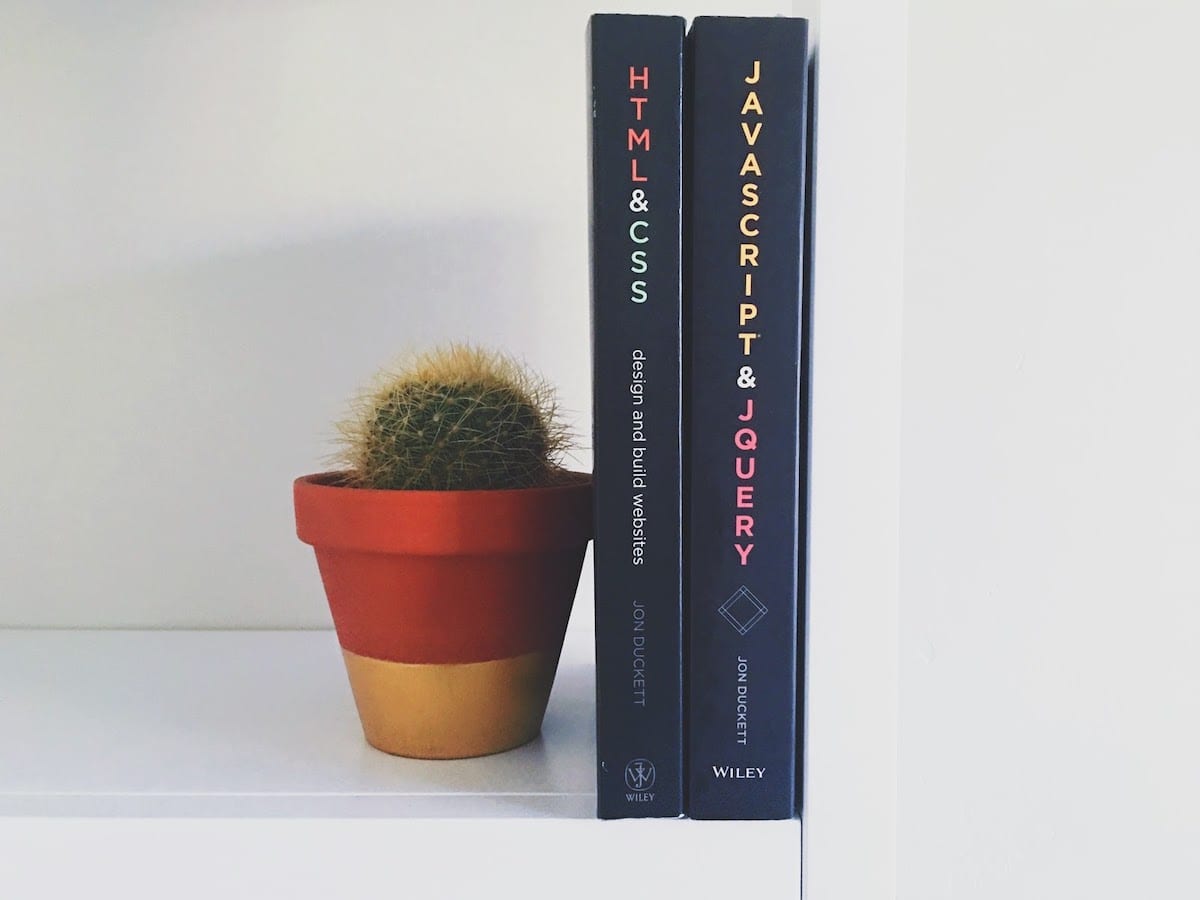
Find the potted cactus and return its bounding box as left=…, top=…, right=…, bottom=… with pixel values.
left=294, top=346, right=592, bottom=759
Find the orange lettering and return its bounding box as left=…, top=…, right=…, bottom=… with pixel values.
left=628, top=128, right=650, bottom=151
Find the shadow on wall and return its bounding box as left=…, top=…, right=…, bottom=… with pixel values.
left=0, top=217, right=589, bottom=628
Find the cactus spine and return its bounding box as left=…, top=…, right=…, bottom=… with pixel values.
left=339, top=345, right=568, bottom=491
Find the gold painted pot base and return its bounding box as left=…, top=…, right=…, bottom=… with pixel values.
left=341, top=649, right=562, bottom=759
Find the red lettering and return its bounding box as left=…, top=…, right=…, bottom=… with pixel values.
left=628, top=128, right=651, bottom=151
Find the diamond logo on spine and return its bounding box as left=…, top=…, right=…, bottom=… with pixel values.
left=719, top=585, right=768, bottom=635
left=624, top=758, right=656, bottom=791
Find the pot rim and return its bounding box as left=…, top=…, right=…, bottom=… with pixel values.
left=296, top=468, right=591, bottom=498
left=294, top=469, right=593, bottom=555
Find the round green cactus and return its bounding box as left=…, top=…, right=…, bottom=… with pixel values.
left=339, top=346, right=569, bottom=491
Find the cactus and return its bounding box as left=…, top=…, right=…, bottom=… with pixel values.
left=338, top=345, right=569, bottom=491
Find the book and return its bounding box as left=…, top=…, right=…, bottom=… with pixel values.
left=588, top=13, right=686, bottom=819
left=684, top=15, right=810, bottom=820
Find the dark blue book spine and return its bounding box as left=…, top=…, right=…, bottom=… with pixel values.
left=685, top=15, right=809, bottom=820
left=588, top=14, right=685, bottom=819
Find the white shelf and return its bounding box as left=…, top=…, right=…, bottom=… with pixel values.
left=0, top=628, right=801, bottom=898
left=0, top=628, right=597, bottom=818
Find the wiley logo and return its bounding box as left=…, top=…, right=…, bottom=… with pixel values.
left=712, top=766, right=766, bottom=779
left=625, top=758, right=656, bottom=802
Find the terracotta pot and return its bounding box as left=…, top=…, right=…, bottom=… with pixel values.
left=294, top=471, right=592, bottom=759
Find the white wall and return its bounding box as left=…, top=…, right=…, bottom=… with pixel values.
left=801, top=2, right=903, bottom=900
left=902, top=2, right=1200, bottom=897
left=0, top=0, right=790, bottom=628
